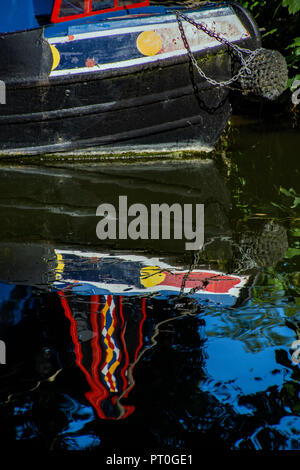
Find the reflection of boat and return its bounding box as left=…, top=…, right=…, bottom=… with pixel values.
left=0, top=221, right=289, bottom=421
left=55, top=247, right=250, bottom=419
left=54, top=249, right=249, bottom=308
left=0, top=156, right=289, bottom=420
left=0, top=160, right=233, bottom=253
left=0, top=0, right=263, bottom=154
left=0, top=242, right=250, bottom=419
left=54, top=246, right=250, bottom=418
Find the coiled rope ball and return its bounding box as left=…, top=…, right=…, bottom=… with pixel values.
left=238, top=48, right=288, bottom=101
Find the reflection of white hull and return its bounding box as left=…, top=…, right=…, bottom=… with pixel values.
left=54, top=249, right=249, bottom=308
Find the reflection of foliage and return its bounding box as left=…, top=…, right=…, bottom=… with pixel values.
left=271, top=187, right=300, bottom=262
left=253, top=267, right=300, bottom=302
left=210, top=129, right=299, bottom=274
left=213, top=129, right=300, bottom=225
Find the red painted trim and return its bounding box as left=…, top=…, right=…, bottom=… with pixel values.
left=51, top=0, right=150, bottom=24
left=51, top=0, right=62, bottom=23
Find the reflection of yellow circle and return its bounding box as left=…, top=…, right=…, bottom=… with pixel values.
left=50, top=45, right=60, bottom=71
left=140, top=266, right=166, bottom=288
left=55, top=252, right=64, bottom=280
left=137, top=31, right=162, bottom=56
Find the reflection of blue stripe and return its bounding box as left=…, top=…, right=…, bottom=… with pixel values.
left=104, top=312, right=113, bottom=331
left=59, top=256, right=143, bottom=286
left=54, top=282, right=238, bottom=307
left=106, top=350, right=118, bottom=370
left=0, top=283, right=33, bottom=325
left=55, top=32, right=142, bottom=70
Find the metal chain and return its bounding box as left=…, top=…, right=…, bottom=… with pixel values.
left=187, top=57, right=231, bottom=113
left=176, top=10, right=263, bottom=88
left=180, top=250, right=202, bottom=296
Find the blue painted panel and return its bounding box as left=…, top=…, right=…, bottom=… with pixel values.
left=55, top=32, right=142, bottom=70
left=0, top=0, right=40, bottom=33
left=33, top=0, right=54, bottom=16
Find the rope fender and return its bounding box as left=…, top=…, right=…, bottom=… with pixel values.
left=176, top=10, right=288, bottom=101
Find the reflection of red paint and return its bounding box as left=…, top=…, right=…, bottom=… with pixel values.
left=86, top=58, right=96, bottom=67
left=58, top=292, right=145, bottom=419
left=160, top=271, right=241, bottom=293
left=58, top=292, right=109, bottom=419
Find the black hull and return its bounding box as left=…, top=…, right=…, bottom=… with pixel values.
left=0, top=55, right=233, bottom=155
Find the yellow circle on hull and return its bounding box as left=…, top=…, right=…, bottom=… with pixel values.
left=50, top=45, right=60, bottom=71
left=137, top=31, right=162, bottom=56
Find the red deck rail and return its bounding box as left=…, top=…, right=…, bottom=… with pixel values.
left=51, top=0, right=150, bottom=23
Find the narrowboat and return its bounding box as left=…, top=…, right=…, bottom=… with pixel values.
left=0, top=1, right=288, bottom=156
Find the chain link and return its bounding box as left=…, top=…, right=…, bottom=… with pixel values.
left=176, top=10, right=263, bottom=88
left=180, top=250, right=202, bottom=296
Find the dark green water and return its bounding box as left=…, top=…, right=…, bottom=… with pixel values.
left=0, top=117, right=299, bottom=456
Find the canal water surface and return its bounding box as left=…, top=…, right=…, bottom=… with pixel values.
left=0, top=117, right=299, bottom=454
